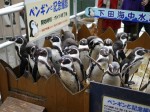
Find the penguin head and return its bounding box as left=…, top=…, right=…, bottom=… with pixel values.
left=87, top=36, right=103, bottom=49
left=4, top=0, right=11, bottom=6
left=26, top=42, right=38, bottom=59
left=78, top=38, right=89, bottom=50
left=79, top=38, right=88, bottom=46
left=134, top=47, right=147, bottom=57
left=61, top=30, right=75, bottom=42
left=10, top=36, right=27, bottom=45
left=99, top=46, right=109, bottom=57
left=60, top=56, right=74, bottom=70
left=48, top=35, right=61, bottom=46
left=64, top=46, right=79, bottom=58
left=36, top=48, right=47, bottom=57
left=108, top=62, right=120, bottom=74
left=104, top=38, right=113, bottom=46
left=116, top=32, right=128, bottom=46
left=37, top=47, right=52, bottom=58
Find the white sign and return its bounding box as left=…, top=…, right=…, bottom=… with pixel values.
left=103, top=96, right=150, bottom=112
left=85, top=7, right=150, bottom=24
left=24, top=0, right=70, bottom=41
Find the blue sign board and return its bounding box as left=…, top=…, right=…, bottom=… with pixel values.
left=90, top=82, right=150, bottom=112
left=85, top=7, right=150, bottom=23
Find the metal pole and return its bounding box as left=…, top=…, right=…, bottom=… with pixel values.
left=94, top=0, right=98, bottom=23
left=73, top=0, right=77, bottom=27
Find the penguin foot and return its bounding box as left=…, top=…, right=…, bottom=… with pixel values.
left=128, top=81, right=135, bottom=85
left=123, top=84, right=132, bottom=89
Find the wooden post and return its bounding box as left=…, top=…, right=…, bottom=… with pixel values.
left=0, top=63, right=9, bottom=102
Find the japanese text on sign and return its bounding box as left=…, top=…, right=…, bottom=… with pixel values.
left=25, top=0, right=70, bottom=41
left=29, top=0, right=68, bottom=17
left=103, top=96, right=150, bottom=112
left=85, top=7, right=150, bottom=24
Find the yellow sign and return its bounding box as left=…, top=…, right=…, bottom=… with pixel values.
left=25, top=0, right=70, bottom=41
left=102, top=96, right=150, bottom=112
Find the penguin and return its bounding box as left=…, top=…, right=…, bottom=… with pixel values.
left=113, top=39, right=126, bottom=62
left=104, top=38, right=114, bottom=64
left=87, top=36, right=104, bottom=60
left=86, top=46, right=110, bottom=83
left=25, top=42, right=39, bottom=82
left=61, top=30, right=78, bottom=50
left=35, top=47, right=56, bottom=79
left=116, top=32, right=129, bottom=53
left=61, top=30, right=75, bottom=41
left=120, top=47, right=148, bottom=86
left=29, top=20, right=39, bottom=37
left=102, top=61, right=122, bottom=87
left=78, top=38, right=90, bottom=71
left=64, top=46, right=85, bottom=82
left=46, top=35, right=63, bottom=74
left=59, top=55, right=82, bottom=93
left=88, top=7, right=95, bottom=17
left=10, top=36, right=28, bottom=76
left=3, top=0, right=16, bottom=26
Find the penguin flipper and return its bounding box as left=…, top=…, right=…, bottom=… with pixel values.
left=19, top=58, right=28, bottom=77
left=32, top=58, right=38, bottom=82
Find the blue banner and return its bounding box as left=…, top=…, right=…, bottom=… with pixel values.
left=85, top=7, right=150, bottom=23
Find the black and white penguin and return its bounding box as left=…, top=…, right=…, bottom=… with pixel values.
left=86, top=46, right=110, bottom=83
left=113, top=39, right=126, bottom=62
left=47, top=35, right=63, bottom=74
left=10, top=36, right=28, bottom=76
left=64, top=46, right=85, bottom=82
left=102, top=61, right=122, bottom=87
left=4, top=0, right=16, bottom=26
left=78, top=38, right=90, bottom=71
left=61, top=30, right=77, bottom=50
left=35, top=47, right=56, bottom=79
left=121, top=47, right=148, bottom=85
left=25, top=42, right=39, bottom=82
left=88, top=7, right=95, bottom=17
left=116, top=32, right=129, bottom=52
left=29, top=20, right=39, bottom=37
left=59, top=55, right=82, bottom=93
left=104, top=38, right=114, bottom=64
left=87, top=36, right=104, bottom=60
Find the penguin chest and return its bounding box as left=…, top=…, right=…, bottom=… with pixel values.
left=52, top=49, right=61, bottom=61
left=99, top=57, right=109, bottom=71
left=109, top=54, right=113, bottom=64
left=91, top=47, right=100, bottom=60
left=38, top=62, right=50, bottom=77
left=102, top=74, right=121, bottom=87
left=90, top=65, right=104, bottom=82
left=28, top=56, right=34, bottom=69
left=60, top=70, right=79, bottom=93
left=146, top=84, right=150, bottom=94
left=79, top=51, right=90, bottom=70
left=73, top=61, right=83, bottom=82
left=32, top=27, right=38, bottom=36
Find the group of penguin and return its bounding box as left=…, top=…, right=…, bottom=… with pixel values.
left=10, top=31, right=150, bottom=93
